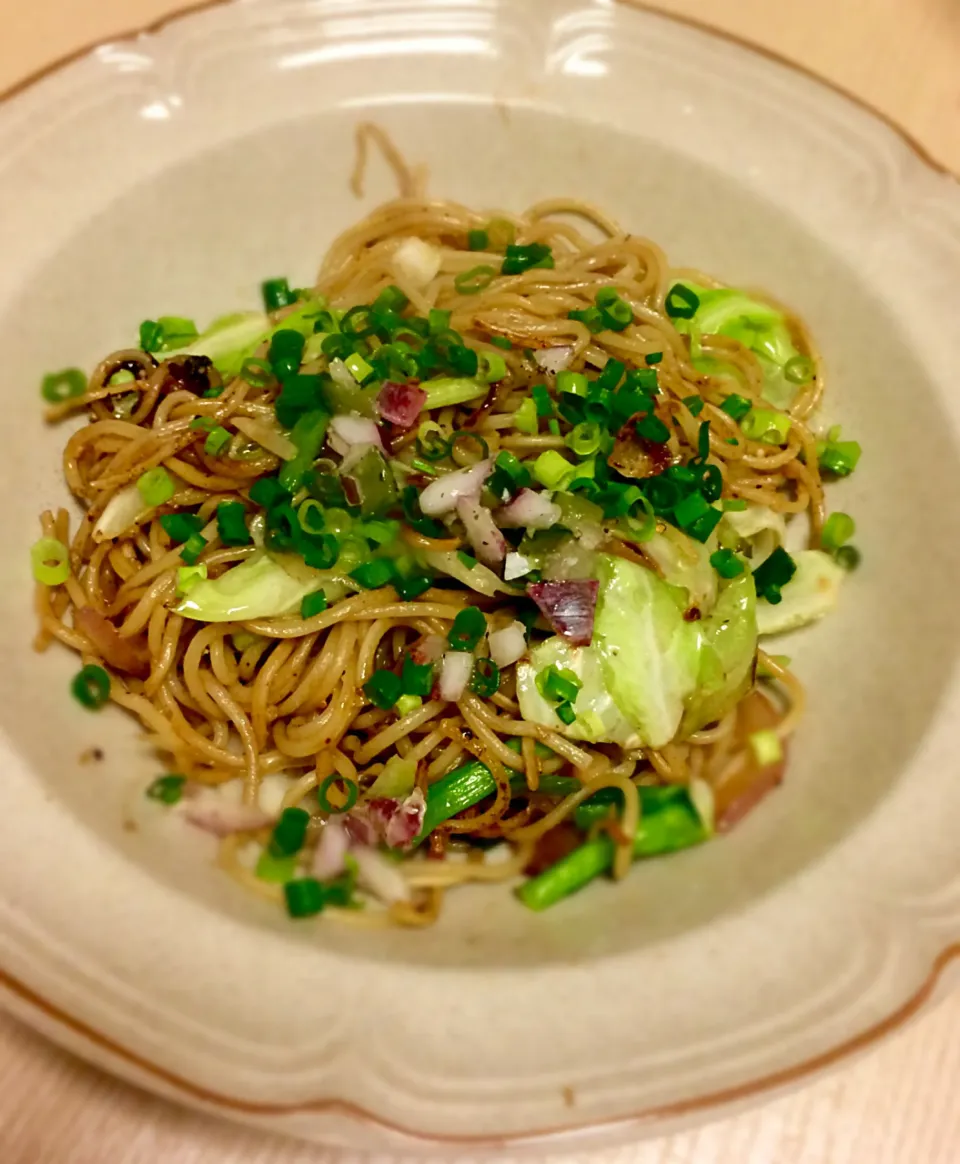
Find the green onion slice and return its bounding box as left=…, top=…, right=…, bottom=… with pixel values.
left=317, top=773, right=360, bottom=814
left=31, top=537, right=70, bottom=586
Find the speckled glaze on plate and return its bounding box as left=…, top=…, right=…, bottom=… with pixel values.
left=0, top=0, right=959, bottom=1154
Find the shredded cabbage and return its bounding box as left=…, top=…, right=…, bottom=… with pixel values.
left=756, top=549, right=844, bottom=635
left=681, top=572, right=757, bottom=733
left=673, top=282, right=804, bottom=409
left=176, top=552, right=331, bottom=622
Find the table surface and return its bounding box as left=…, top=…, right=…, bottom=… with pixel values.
left=1, top=1, right=959, bottom=1161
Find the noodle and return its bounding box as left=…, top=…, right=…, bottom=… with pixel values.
left=31, top=127, right=837, bottom=926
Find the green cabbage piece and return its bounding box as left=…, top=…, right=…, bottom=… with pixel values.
left=673, top=281, right=802, bottom=409
left=681, top=572, right=757, bottom=734
left=515, top=637, right=642, bottom=747
left=641, top=528, right=718, bottom=615
left=756, top=549, right=844, bottom=635
left=593, top=554, right=701, bottom=749
left=175, top=552, right=328, bottom=622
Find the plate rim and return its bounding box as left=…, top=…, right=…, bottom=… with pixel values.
left=2, top=0, right=959, bottom=1148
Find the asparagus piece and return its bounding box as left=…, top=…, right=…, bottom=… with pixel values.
left=516, top=798, right=707, bottom=912
left=573, top=783, right=687, bottom=830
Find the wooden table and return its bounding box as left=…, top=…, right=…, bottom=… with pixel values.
left=1, top=2, right=959, bottom=1161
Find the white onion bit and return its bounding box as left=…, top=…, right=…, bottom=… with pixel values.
left=352, top=846, right=412, bottom=904
left=440, top=650, right=474, bottom=702
left=456, top=498, right=507, bottom=566
left=312, top=817, right=350, bottom=880
left=488, top=621, right=527, bottom=668
left=393, top=237, right=442, bottom=287
left=498, top=488, right=562, bottom=530
left=419, top=459, right=492, bottom=516
left=504, top=551, right=536, bottom=581
left=534, top=345, right=575, bottom=375
left=329, top=414, right=384, bottom=461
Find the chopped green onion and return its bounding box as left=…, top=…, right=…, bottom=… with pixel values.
left=203, top=426, right=232, bottom=455
left=470, top=657, right=501, bottom=697
left=41, top=368, right=86, bottom=404
left=401, top=656, right=434, bottom=698
left=416, top=420, right=452, bottom=462
left=396, top=694, right=423, bottom=717
left=261, top=277, right=295, bottom=312
left=478, top=351, right=507, bottom=382
left=395, top=573, right=433, bottom=600
left=146, top=774, right=187, bottom=805
left=364, top=669, right=403, bottom=710
left=428, top=308, right=451, bottom=334
left=722, top=498, right=747, bottom=511
left=176, top=563, right=207, bottom=595
left=303, top=533, right=340, bottom=571
left=665, top=283, right=700, bottom=319
left=595, top=287, right=633, bottom=331
left=411, top=459, right=439, bottom=476
left=646, top=352, right=664, bottom=365
left=512, top=397, right=538, bottom=434
left=635, top=414, right=670, bottom=443
left=533, top=450, right=575, bottom=490
left=284, top=878, right=326, bottom=918
left=784, top=355, right=815, bottom=384
left=568, top=306, right=605, bottom=333
left=269, top=807, right=310, bottom=857
left=317, top=773, right=359, bottom=814
left=448, top=606, right=486, bottom=651
left=566, top=422, right=602, bottom=457
left=373, top=284, right=408, bottom=313
left=136, top=466, right=176, bottom=507
left=360, top=518, right=399, bottom=547
left=421, top=376, right=488, bottom=409
left=749, top=729, right=782, bottom=766
left=300, top=590, right=329, bottom=619
left=834, top=545, right=862, bottom=571
left=457, top=550, right=477, bottom=569
left=455, top=265, right=497, bottom=295
left=296, top=498, right=326, bottom=536
left=710, top=548, right=745, bottom=578
left=216, top=501, right=251, bottom=546
left=159, top=512, right=203, bottom=542
left=555, top=701, right=576, bottom=725
left=486, top=218, right=516, bottom=250
left=556, top=370, right=588, bottom=397
left=267, top=328, right=306, bottom=379
left=818, top=439, right=862, bottom=477
left=489, top=335, right=512, bottom=350
left=532, top=384, right=553, bottom=418
left=687, top=507, right=723, bottom=543
left=720, top=394, right=753, bottom=421
left=256, top=850, right=299, bottom=883
left=741, top=408, right=791, bottom=445
left=753, top=545, right=796, bottom=604
left=350, top=558, right=395, bottom=590
left=30, top=537, right=70, bottom=586
left=548, top=419, right=561, bottom=436
left=71, top=664, right=110, bottom=710
left=821, top=511, right=855, bottom=552
left=180, top=533, right=207, bottom=565
left=468, top=228, right=489, bottom=250
left=682, top=395, right=704, bottom=417
left=189, top=417, right=216, bottom=432
left=536, top=664, right=582, bottom=704
left=501, top=243, right=554, bottom=275
left=345, top=351, right=374, bottom=384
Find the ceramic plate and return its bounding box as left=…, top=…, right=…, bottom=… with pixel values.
left=1, top=0, right=959, bottom=1154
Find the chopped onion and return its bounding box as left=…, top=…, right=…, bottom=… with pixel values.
left=504, top=551, right=536, bottom=581
left=328, top=414, right=384, bottom=458
left=232, top=416, right=297, bottom=460
left=419, top=458, right=492, bottom=516
left=183, top=799, right=273, bottom=837
left=456, top=498, right=507, bottom=567
left=375, top=788, right=427, bottom=849
left=352, top=845, right=412, bottom=904
left=534, top=345, right=575, bottom=375
left=329, top=357, right=363, bottom=392
left=498, top=488, right=561, bottom=530
left=312, top=817, right=350, bottom=880
left=393, top=237, right=442, bottom=287
left=92, top=483, right=149, bottom=541
left=378, top=380, right=427, bottom=427
left=528, top=580, right=599, bottom=646
left=409, top=633, right=446, bottom=665
left=74, top=607, right=150, bottom=677
left=488, top=621, right=527, bottom=668
left=440, top=650, right=474, bottom=702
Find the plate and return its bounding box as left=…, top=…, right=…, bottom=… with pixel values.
left=1, top=0, right=959, bottom=1153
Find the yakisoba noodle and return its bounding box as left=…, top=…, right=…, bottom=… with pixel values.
left=33, top=126, right=856, bottom=926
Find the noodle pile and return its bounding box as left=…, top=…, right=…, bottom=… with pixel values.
left=33, top=127, right=821, bottom=926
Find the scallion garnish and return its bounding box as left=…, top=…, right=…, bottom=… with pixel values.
left=467, top=228, right=489, bottom=250
left=710, top=548, right=745, bottom=578
left=566, top=422, right=603, bottom=457
left=646, top=352, right=663, bottom=365
left=665, top=283, right=700, bottom=319
left=533, top=450, right=575, bottom=490
left=470, top=657, right=501, bottom=697
left=180, top=533, right=207, bottom=565
left=176, top=563, right=207, bottom=595
left=364, top=668, right=403, bottom=710
left=752, top=545, right=796, bottom=604
left=216, top=501, right=251, bottom=547
left=784, top=355, right=815, bottom=384
left=455, top=265, right=497, bottom=295
left=636, top=413, right=670, bottom=444
left=741, top=408, right=791, bottom=445
left=448, top=606, right=486, bottom=651
left=821, top=511, right=855, bottom=552
left=395, top=573, right=433, bottom=600
left=159, top=512, right=204, bottom=543
left=501, top=243, right=554, bottom=275
left=146, top=774, right=187, bottom=804
left=401, top=656, right=434, bottom=697
left=40, top=368, right=86, bottom=404
left=300, top=590, right=329, bottom=619
left=555, top=701, right=577, bottom=726
left=720, top=394, right=753, bottom=421
left=682, top=395, right=704, bottom=417
left=535, top=664, right=582, bottom=704
left=595, top=287, right=633, bottom=331
left=30, top=537, right=70, bottom=586
left=556, top=370, right=588, bottom=397
left=512, top=397, right=539, bottom=434
left=71, top=664, right=110, bottom=711
left=457, top=550, right=477, bottom=569
left=568, top=306, right=605, bottom=333
left=203, top=426, right=232, bottom=456
left=284, top=878, right=326, bottom=918
left=261, top=277, right=296, bottom=312
left=317, top=773, right=359, bottom=814
left=136, top=466, right=176, bottom=507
